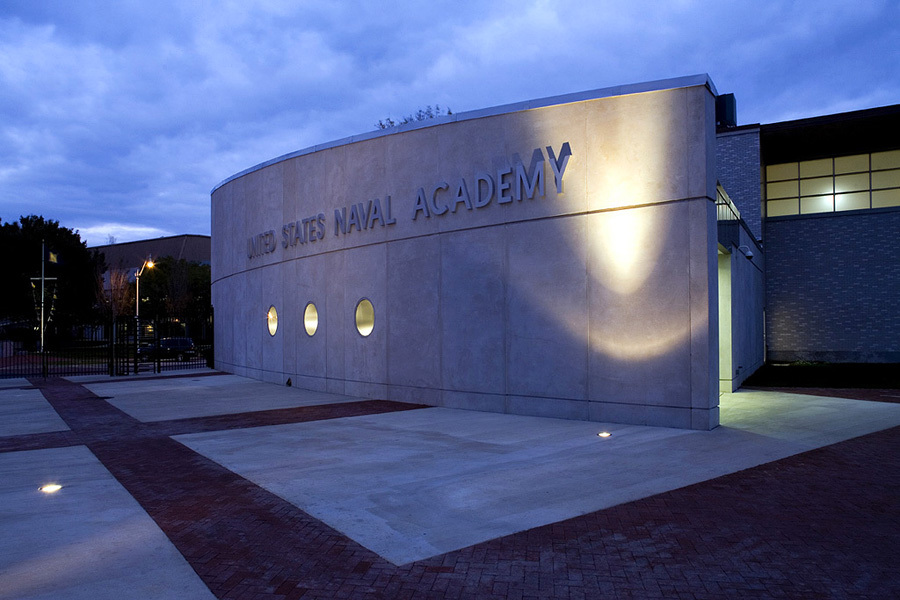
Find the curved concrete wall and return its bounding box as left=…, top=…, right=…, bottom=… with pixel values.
left=211, top=77, right=721, bottom=429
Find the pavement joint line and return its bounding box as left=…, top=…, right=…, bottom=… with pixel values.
left=7, top=377, right=900, bottom=599
left=21, top=377, right=429, bottom=599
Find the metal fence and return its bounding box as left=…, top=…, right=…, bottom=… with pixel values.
left=0, top=314, right=212, bottom=379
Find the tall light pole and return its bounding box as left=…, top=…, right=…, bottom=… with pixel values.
left=30, top=240, right=57, bottom=354
left=135, top=255, right=154, bottom=320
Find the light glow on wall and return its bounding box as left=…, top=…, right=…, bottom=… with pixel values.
left=590, top=207, right=664, bottom=296
left=581, top=203, right=698, bottom=362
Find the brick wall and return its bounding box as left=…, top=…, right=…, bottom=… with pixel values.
left=717, top=128, right=761, bottom=240
left=765, top=209, right=900, bottom=362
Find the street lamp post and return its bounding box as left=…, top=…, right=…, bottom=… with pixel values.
left=133, top=256, right=154, bottom=374
left=135, top=256, right=154, bottom=320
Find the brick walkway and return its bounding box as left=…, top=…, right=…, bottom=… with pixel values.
left=8, top=377, right=899, bottom=599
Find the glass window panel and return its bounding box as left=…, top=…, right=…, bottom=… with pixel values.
left=872, top=149, right=900, bottom=171
left=872, top=189, right=900, bottom=208
left=872, top=168, right=900, bottom=189
left=799, top=158, right=832, bottom=178
left=355, top=298, right=375, bottom=337
left=834, top=192, right=870, bottom=212
left=834, top=173, right=869, bottom=194
left=800, top=176, right=833, bottom=197
left=767, top=198, right=799, bottom=217
left=767, top=180, right=798, bottom=199
left=766, top=163, right=798, bottom=181
left=267, top=306, right=278, bottom=336
left=800, top=195, right=834, bottom=214
left=834, top=154, right=869, bottom=174
left=304, top=303, right=318, bottom=336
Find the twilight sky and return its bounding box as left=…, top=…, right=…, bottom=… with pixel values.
left=1, top=0, right=898, bottom=246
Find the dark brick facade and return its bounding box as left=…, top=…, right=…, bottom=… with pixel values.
left=765, top=208, right=900, bottom=362
left=716, top=127, right=761, bottom=240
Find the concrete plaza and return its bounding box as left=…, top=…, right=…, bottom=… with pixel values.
left=1, top=370, right=898, bottom=599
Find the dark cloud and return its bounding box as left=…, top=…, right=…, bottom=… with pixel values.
left=0, top=0, right=897, bottom=245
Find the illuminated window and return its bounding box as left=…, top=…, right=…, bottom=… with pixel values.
left=799, top=158, right=831, bottom=178
left=835, top=154, right=868, bottom=174
left=800, top=195, right=833, bottom=214
left=766, top=150, right=900, bottom=217
left=835, top=192, right=869, bottom=212
left=355, top=299, right=375, bottom=337
left=872, top=149, right=900, bottom=170
left=304, top=303, right=318, bottom=336
left=873, top=189, right=900, bottom=208
left=267, top=306, right=278, bottom=336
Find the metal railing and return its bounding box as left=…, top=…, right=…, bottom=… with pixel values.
left=716, top=184, right=741, bottom=222
left=0, top=314, right=212, bottom=379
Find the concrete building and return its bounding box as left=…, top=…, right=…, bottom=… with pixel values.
left=92, top=234, right=211, bottom=273
left=759, top=106, right=900, bottom=363
left=209, top=74, right=897, bottom=430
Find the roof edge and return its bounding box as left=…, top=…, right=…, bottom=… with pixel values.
left=211, top=74, right=716, bottom=194
left=88, top=233, right=210, bottom=250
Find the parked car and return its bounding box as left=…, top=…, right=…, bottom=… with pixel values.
left=138, top=337, right=198, bottom=361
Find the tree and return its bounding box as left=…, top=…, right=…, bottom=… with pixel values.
left=375, top=104, right=452, bottom=129
left=98, top=266, right=133, bottom=320
left=0, top=216, right=105, bottom=333
left=138, top=255, right=211, bottom=323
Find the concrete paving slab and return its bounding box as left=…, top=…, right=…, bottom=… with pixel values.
left=83, top=374, right=363, bottom=422
left=176, top=388, right=900, bottom=565
left=0, top=378, right=31, bottom=391
left=0, top=446, right=215, bottom=600
left=64, top=367, right=215, bottom=384
left=0, top=388, right=69, bottom=437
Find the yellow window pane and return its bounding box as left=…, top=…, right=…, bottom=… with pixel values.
left=800, top=195, right=833, bottom=214
left=834, top=154, right=869, bottom=174
left=355, top=298, right=375, bottom=337
left=767, top=180, right=798, bottom=199
left=767, top=198, right=798, bottom=217
left=799, top=158, right=832, bottom=178
left=766, top=163, right=798, bottom=181
left=834, top=173, right=869, bottom=194
left=872, top=168, right=900, bottom=189
left=834, top=192, right=869, bottom=212
left=304, top=303, right=318, bottom=336
left=800, top=176, right=833, bottom=197
left=872, top=189, right=900, bottom=208
left=872, top=149, right=900, bottom=170
left=267, top=306, right=278, bottom=336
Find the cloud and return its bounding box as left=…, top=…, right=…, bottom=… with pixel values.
left=0, top=0, right=897, bottom=245
left=76, top=223, right=174, bottom=247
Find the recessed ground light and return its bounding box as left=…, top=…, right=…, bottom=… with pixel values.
left=39, top=484, right=62, bottom=493
left=597, top=431, right=612, bottom=438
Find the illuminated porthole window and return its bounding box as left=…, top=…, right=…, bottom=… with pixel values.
left=304, top=302, right=318, bottom=336
left=355, top=298, right=375, bottom=337
left=266, top=305, right=278, bottom=336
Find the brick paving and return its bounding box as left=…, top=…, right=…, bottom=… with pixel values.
left=5, top=376, right=898, bottom=599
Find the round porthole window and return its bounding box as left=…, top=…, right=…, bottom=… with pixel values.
left=355, top=298, right=374, bottom=337
left=304, top=302, right=318, bottom=336
left=266, top=305, right=278, bottom=336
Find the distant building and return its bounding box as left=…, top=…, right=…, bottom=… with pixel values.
left=91, top=234, right=210, bottom=274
